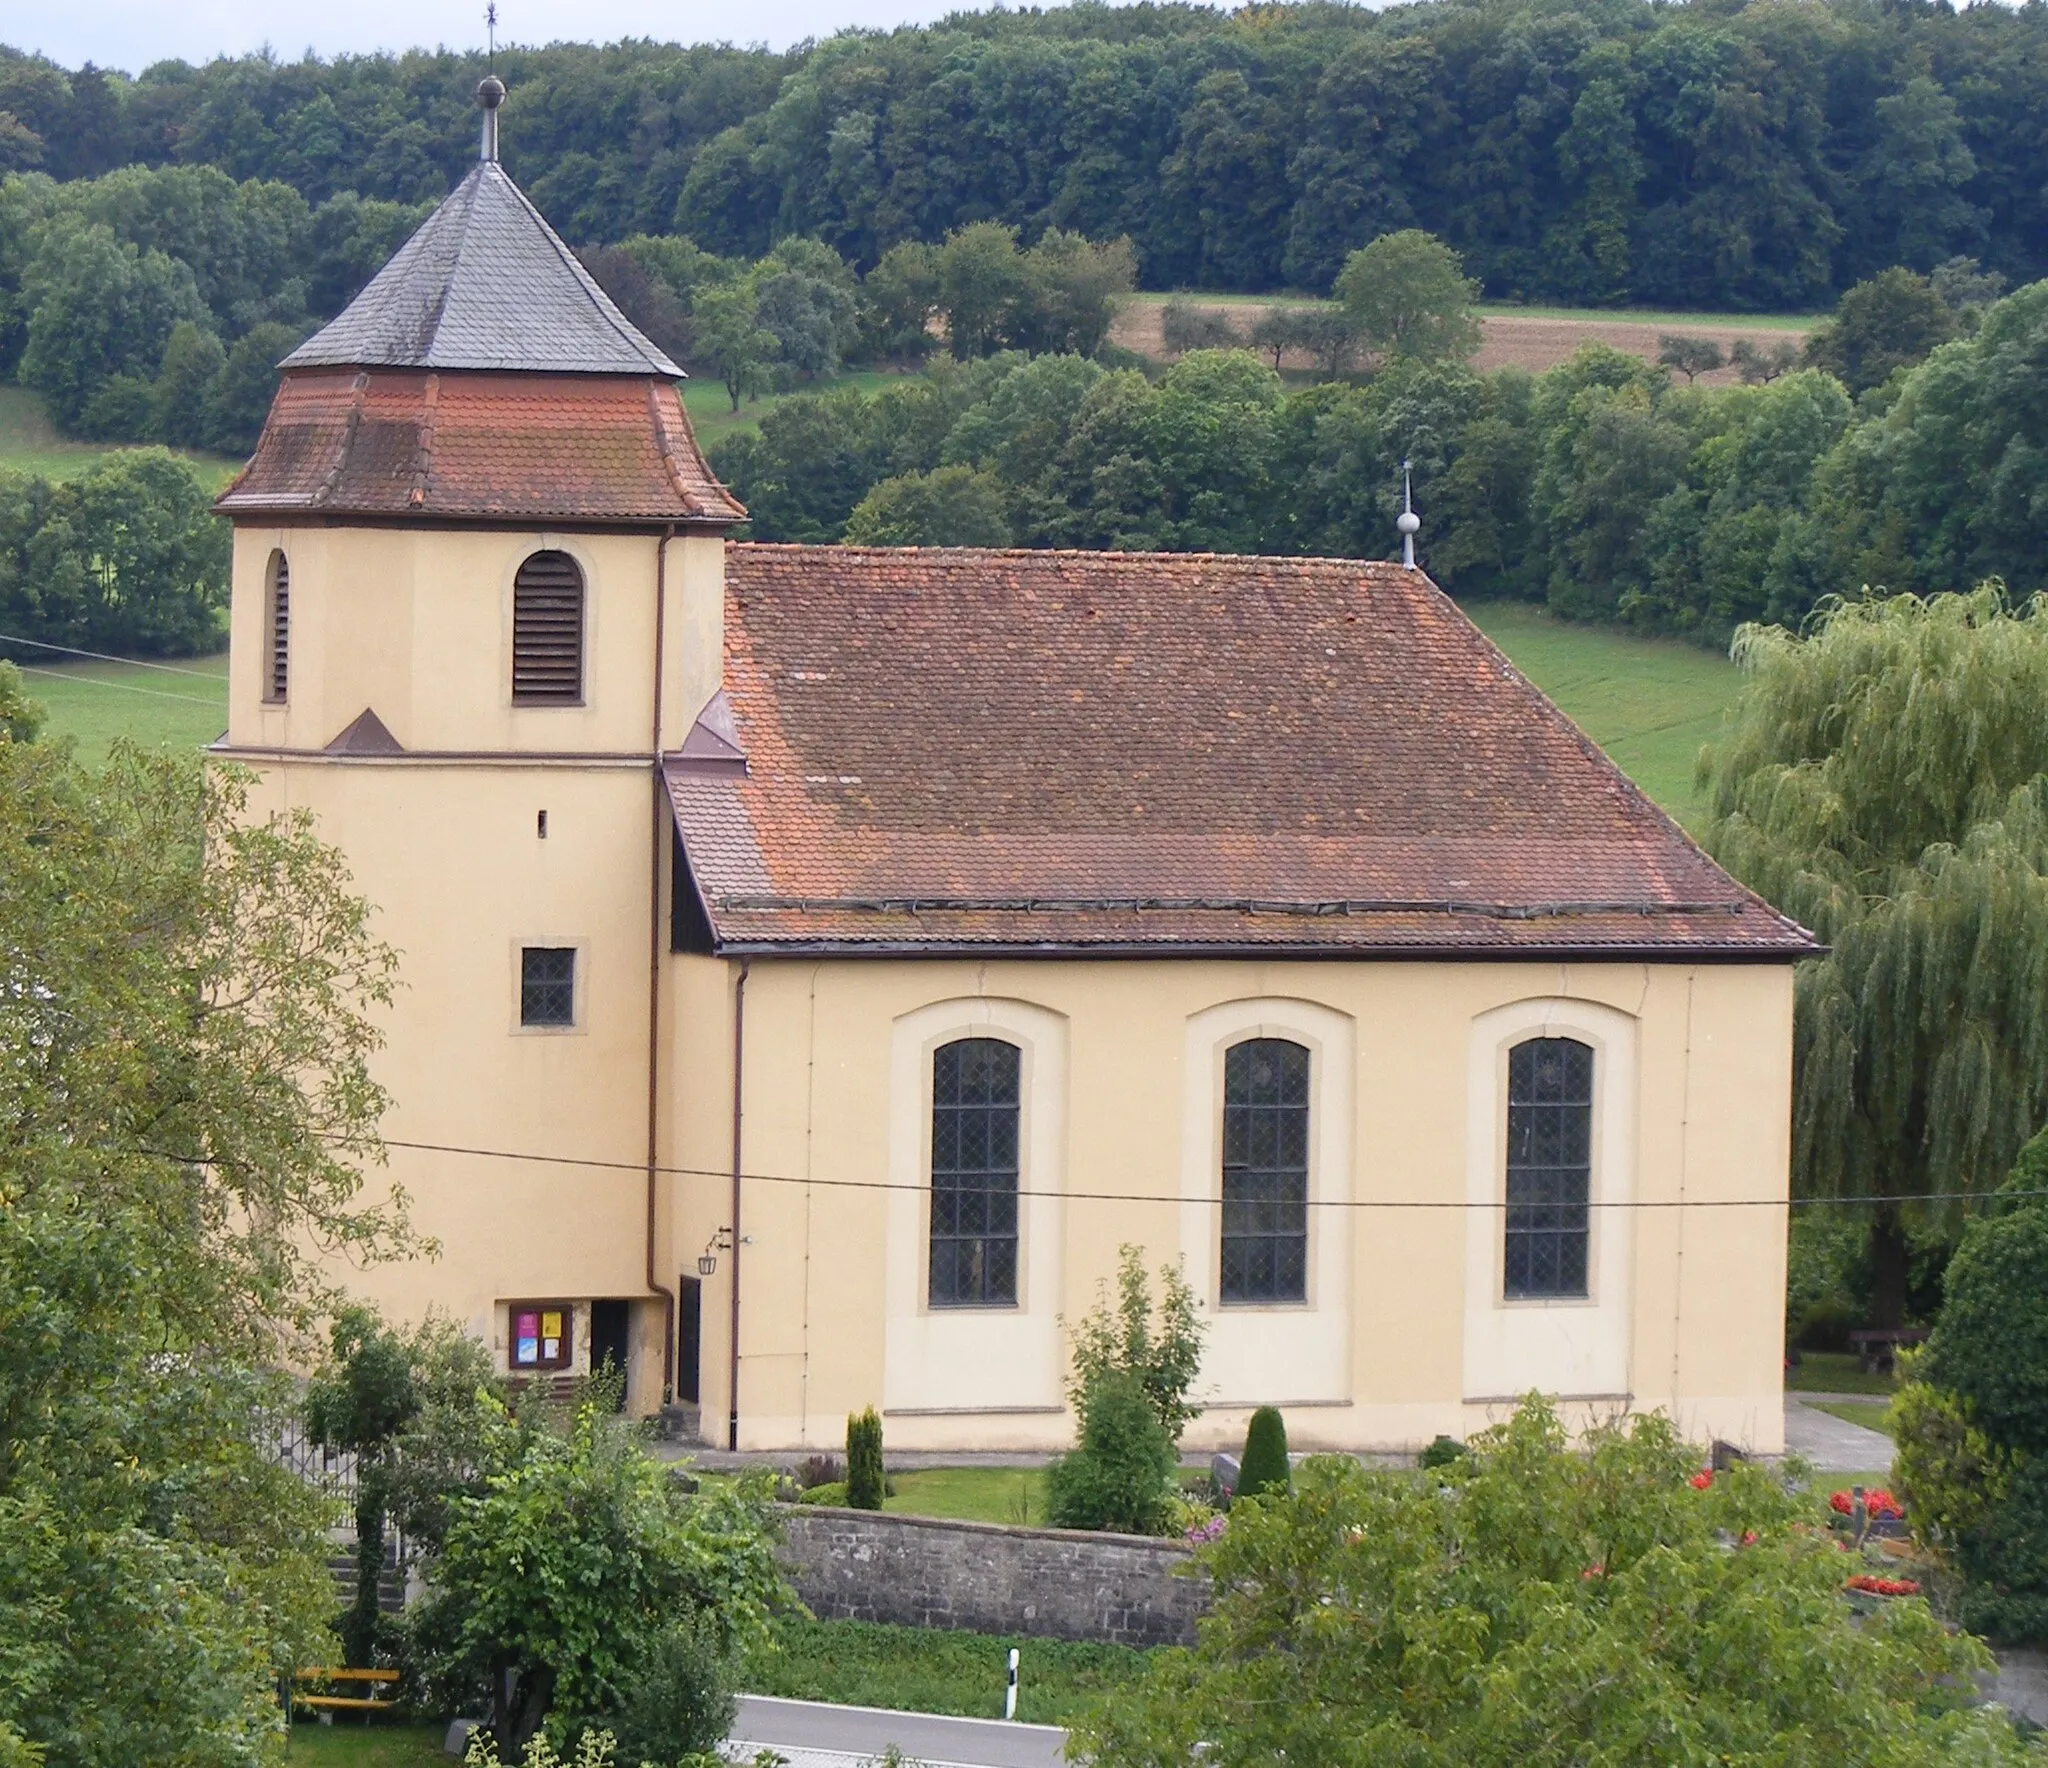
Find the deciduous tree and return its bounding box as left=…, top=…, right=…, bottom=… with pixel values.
left=1702, top=589, right=2048, bottom=1322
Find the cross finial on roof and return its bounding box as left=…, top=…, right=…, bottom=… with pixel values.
left=1398, top=458, right=1421, bottom=571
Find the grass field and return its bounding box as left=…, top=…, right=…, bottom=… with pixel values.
left=1786, top=1351, right=1899, bottom=1397
left=883, top=1465, right=1047, bottom=1525
left=14, top=650, right=228, bottom=766
left=1811, top=1399, right=1898, bottom=1438
left=1461, top=602, right=1738, bottom=827
left=1120, top=289, right=1816, bottom=329
left=284, top=1724, right=445, bottom=1767
left=743, top=1615, right=1148, bottom=1726
left=681, top=368, right=904, bottom=446
left=0, top=386, right=243, bottom=489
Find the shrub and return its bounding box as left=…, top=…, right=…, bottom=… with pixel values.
left=846, top=1408, right=884, bottom=1511
left=409, top=1402, right=785, bottom=1750
left=796, top=1481, right=848, bottom=1506
left=1892, top=1378, right=2013, bottom=1543
left=1953, top=1459, right=2048, bottom=1644
left=1066, top=1245, right=1207, bottom=1444
left=1046, top=1370, right=1177, bottom=1535
left=794, top=1454, right=842, bottom=1489
left=603, top=1620, right=734, bottom=1767
left=1074, top=1399, right=2033, bottom=1767
left=1923, top=1182, right=2048, bottom=1456
left=1236, top=1408, right=1290, bottom=1500
left=1418, top=1434, right=1468, bottom=1471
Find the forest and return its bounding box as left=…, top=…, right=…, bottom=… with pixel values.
left=3, top=0, right=2047, bottom=307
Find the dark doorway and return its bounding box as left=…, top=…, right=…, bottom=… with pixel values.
left=590, top=1300, right=630, bottom=1410
left=676, top=1276, right=703, bottom=1405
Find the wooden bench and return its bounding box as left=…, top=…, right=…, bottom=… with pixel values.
left=1848, top=1328, right=1928, bottom=1374
left=292, top=1667, right=399, bottom=1718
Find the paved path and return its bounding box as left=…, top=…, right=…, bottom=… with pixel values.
left=727, top=1695, right=1067, bottom=1768
left=1784, top=1395, right=1893, bottom=1473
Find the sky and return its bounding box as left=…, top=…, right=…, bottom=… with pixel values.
left=3, top=0, right=1043, bottom=72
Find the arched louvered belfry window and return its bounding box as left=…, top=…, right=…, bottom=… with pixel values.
left=512, top=550, right=585, bottom=704
left=262, top=549, right=290, bottom=703
left=929, top=1037, right=1022, bottom=1308
left=1504, top=1036, right=1594, bottom=1299
left=1221, top=1038, right=1311, bottom=1303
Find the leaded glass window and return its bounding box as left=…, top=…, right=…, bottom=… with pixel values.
left=1505, top=1036, right=1593, bottom=1299
left=520, top=946, right=576, bottom=1027
left=929, top=1038, right=1020, bottom=1307
left=1221, top=1038, right=1310, bottom=1304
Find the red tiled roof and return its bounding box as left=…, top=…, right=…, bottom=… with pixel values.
left=217, top=368, right=744, bottom=526
left=665, top=546, right=1817, bottom=958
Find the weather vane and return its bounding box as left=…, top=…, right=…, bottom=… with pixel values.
left=1398, top=457, right=1421, bottom=571
left=487, top=2, right=498, bottom=68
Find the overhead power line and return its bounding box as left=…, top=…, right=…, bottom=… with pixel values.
left=355, top=1131, right=2024, bottom=1213
left=0, top=631, right=228, bottom=679
left=12, top=663, right=225, bottom=707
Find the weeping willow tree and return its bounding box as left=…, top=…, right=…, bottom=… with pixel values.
left=1703, top=587, right=2048, bottom=1324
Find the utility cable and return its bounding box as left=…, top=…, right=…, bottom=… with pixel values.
left=0, top=631, right=228, bottom=678
left=11, top=662, right=225, bottom=707
left=344, top=1130, right=2037, bottom=1214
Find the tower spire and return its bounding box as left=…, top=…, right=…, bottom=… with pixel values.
left=1398, top=458, right=1420, bottom=571
left=478, top=5, right=504, bottom=163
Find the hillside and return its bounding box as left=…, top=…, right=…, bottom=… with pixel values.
left=3, top=0, right=2043, bottom=309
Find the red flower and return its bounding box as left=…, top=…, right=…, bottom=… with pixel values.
left=1741, top=1531, right=1758, bottom=1547
left=1689, top=1470, right=1714, bottom=1490
left=1830, top=1488, right=1904, bottom=1519
left=1845, top=1574, right=1920, bottom=1597
left=1580, top=1563, right=1606, bottom=1581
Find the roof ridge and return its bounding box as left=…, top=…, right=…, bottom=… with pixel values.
left=728, top=541, right=1415, bottom=571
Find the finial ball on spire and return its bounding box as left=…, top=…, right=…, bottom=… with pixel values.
left=478, top=75, right=506, bottom=110
left=1397, top=511, right=1420, bottom=536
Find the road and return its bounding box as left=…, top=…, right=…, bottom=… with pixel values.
left=727, top=1694, right=1068, bottom=1768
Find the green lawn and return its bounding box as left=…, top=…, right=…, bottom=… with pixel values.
left=283, top=1723, right=447, bottom=1767
left=1461, top=602, right=1739, bottom=827
left=1787, top=1351, right=1900, bottom=1397
left=884, top=1466, right=1048, bottom=1525
left=18, top=650, right=228, bottom=766
left=682, top=368, right=905, bottom=447
left=1811, top=1399, right=1897, bottom=1439
left=744, top=1616, right=1148, bottom=1727
left=0, top=385, right=244, bottom=490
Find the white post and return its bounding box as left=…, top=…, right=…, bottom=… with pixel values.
left=1005, top=1647, right=1020, bottom=1720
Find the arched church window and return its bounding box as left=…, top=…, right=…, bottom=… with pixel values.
left=512, top=550, right=585, bottom=704
left=929, top=1037, right=1021, bottom=1308
left=263, top=550, right=290, bottom=703
left=1504, top=1036, right=1594, bottom=1299
left=1221, top=1037, right=1310, bottom=1303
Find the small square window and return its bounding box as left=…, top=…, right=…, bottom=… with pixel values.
left=521, top=946, right=576, bottom=1027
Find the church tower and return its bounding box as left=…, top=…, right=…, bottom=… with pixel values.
left=215, top=79, right=742, bottom=1415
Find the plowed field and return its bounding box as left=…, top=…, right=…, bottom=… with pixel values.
left=1111, top=296, right=1813, bottom=384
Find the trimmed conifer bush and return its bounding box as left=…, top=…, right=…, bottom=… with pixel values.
left=1236, top=1406, right=1290, bottom=1500
left=846, top=1407, right=885, bottom=1510
left=1419, top=1434, right=1469, bottom=1471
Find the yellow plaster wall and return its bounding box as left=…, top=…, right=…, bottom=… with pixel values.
left=671, top=957, right=1794, bottom=1457
left=227, top=524, right=722, bottom=755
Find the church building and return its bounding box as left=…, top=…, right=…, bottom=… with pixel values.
left=216, top=81, right=1815, bottom=1455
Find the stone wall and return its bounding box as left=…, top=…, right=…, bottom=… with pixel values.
left=777, top=1506, right=1209, bottom=1648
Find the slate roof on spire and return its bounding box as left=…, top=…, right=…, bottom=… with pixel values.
left=281, top=161, right=682, bottom=377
